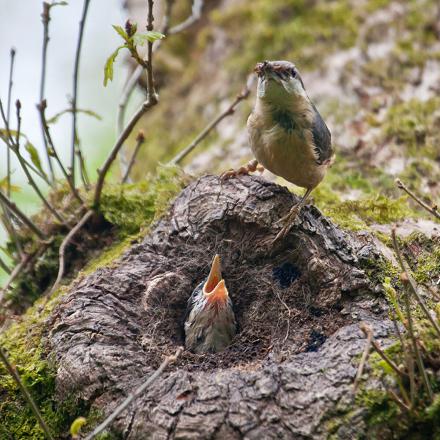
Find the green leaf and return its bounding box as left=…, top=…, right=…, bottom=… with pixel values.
left=47, top=108, right=101, bottom=125
left=25, top=142, right=44, bottom=175
left=133, top=31, right=165, bottom=45
left=0, top=177, right=21, bottom=193
left=70, top=417, right=87, bottom=438
left=103, top=45, right=125, bottom=87
left=0, top=128, right=20, bottom=139
left=112, top=24, right=129, bottom=42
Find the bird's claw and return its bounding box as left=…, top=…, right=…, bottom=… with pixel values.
left=271, top=205, right=302, bottom=244
left=220, top=160, right=262, bottom=181
left=220, top=167, right=247, bottom=181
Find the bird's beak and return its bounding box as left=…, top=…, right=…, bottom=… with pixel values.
left=203, top=255, right=229, bottom=304
left=205, top=279, right=229, bottom=305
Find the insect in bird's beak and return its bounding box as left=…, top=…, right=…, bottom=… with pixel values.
left=254, top=60, right=271, bottom=78
left=203, top=254, right=229, bottom=304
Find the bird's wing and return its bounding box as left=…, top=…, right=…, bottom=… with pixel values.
left=311, top=103, right=333, bottom=165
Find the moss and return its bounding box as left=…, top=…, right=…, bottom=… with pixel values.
left=0, top=288, right=75, bottom=439
left=402, top=232, right=440, bottom=285
left=97, top=164, right=189, bottom=238
left=316, top=190, right=417, bottom=232
left=383, top=98, right=440, bottom=158
left=209, top=0, right=362, bottom=75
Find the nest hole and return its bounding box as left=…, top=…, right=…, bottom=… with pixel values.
left=138, top=231, right=352, bottom=372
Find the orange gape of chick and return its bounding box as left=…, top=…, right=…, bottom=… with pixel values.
left=184, top=255, right=236, bottom=354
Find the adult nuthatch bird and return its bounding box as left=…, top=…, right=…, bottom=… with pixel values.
left=184, top=255, right=236, bottom=354
left=224, top=60, right=334, bottom=241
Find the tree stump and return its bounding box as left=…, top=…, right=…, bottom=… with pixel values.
left=47, top=175, right=393, bottom=439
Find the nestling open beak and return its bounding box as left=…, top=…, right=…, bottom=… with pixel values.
left=203, top=255, right=229, bottom=304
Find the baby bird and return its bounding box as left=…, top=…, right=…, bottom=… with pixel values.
left=224, top=60, right=334, bottom=241
left=184, top=255, right=236, bottom=354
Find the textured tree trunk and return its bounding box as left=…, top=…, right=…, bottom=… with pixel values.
left=47, top=175, right=393, bottom=439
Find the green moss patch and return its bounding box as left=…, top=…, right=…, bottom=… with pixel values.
left=0, top=290, right=70, bottom=439
left=97, top=164, right=189, bottom=238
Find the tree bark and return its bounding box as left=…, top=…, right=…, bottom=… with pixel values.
left=47, top=175, right=393, bottom=439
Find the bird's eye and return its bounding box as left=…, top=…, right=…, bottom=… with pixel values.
left=290, top=69, right=297, bottom=78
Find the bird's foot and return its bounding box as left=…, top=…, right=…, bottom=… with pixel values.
left=221, top=159, right=263, bottom=180
left=272, top=204, right=302, bottom=243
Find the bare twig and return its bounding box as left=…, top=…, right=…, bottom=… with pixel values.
left=391, top=227, right=440, bottom=337
left=10, top=103, right=67, bottom=225
left=0, top=346, right=54, bottom=440
left=46, top=209, right=93, bottom=298
left=39, top=2, right=55, bottom=184
left=117, top=0, right=202, bottom=177
left=388, top=389, right=411, bottom=413
left=94, top=0, right=158, bottom=209
left=84, top=347, right=183, bottom=440
left=401, top=271, right=433, bottom=401
left=169, top=83, right=251, bottom=165
left=392, top=227, right=434, bottom=400
left=6, top=48, right=16, bottom=198
left=94, top=98, right=157, bottom=208
left=395, top=178, right=440, bottom=220
left=353, top=322, right=373, bottom=392
left=0, top=191, right=47, bottom=240
left=14, top=100, right=22, bottom=149
left=360, top=323, right=406, bottom=378
left=392, top=315, right=415, bottom=407
left=0, top=242, right=52, bottom=304
left=0, top=196, right=25, bottom=261
left=37, top=100, right=84, bottom=204
left=71, top=0, right=91, bottom=188
left=121, top=130, right=146, bottom=183
left=168, top=0, right=203, bottom=35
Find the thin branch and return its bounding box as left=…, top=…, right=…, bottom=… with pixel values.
left=0, top=191, right=47, bottom=240
left=37, top=100, right=84, bottom=204
left=401, top=272, right=433, bottom=401
left=0, top=138, right=52, bottom=185
left=83, top=347, right=183, bottom=440
left=39, top=2, right=55, bottom=184
left=146, top=0, right=156, bottom=100
left=94, top=98, right=157, bottom=209
left=6, top=47, right=16, bottom=198
left=121, top=130, right=146, bottom=183
left=391, top=227, right=440, bottom=337
left=0, top=346, right=54, bottom=440
left=388, top=389, right=411, bottom=413
left=360, top=323, right=407, bottom=378
left=94, top=0, right=158, bottom=209
left=71, top=0, right=91, bottom=188
left=46, top=209, right=93, bottom=298
left=395, top=178, right=440, bottom=220
left=0, top=199, right=24, bottom=260
left=117, top=0, right=202, bottom=177
left=0, top=96, right=16, bottom=148
left=10, top=104, right=67, bottom=226
left=353, top=322, right=373, bottom=392
left=392, top=315, right=415, bottom=407
left=15, top=100, right=22, bottom=149
left=169, top=84, right=251, bottom=165
left=168, top=0, right=203, bottom=35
